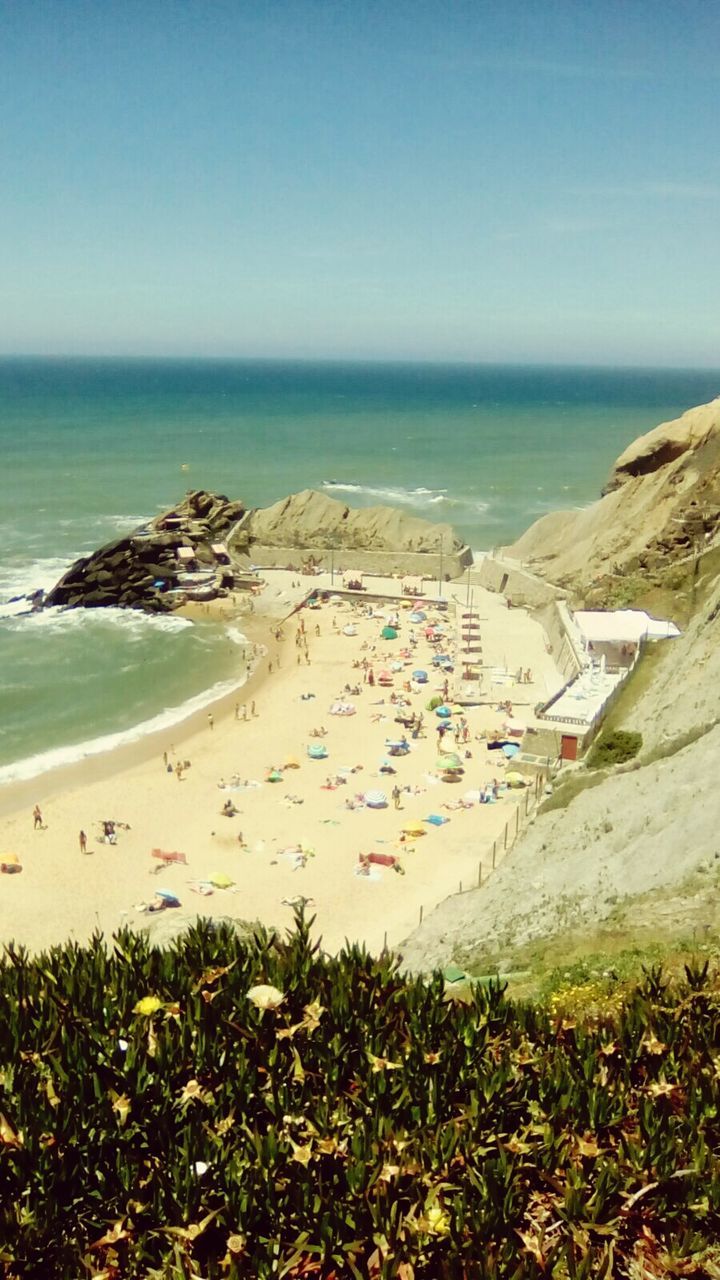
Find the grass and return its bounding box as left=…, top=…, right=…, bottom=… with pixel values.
left=455, top=863, right=720, bottom=1002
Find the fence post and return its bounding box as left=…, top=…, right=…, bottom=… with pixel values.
left=459, top=880, right=462, bottom=894
left=419, top=904, right=423, bottom=926
left=525, top=789, right=530, bottom=815
left=516, top=807, right=520, bottom=834
left=492, top=840, right=496, bottom=869
left=504, top=823, right=508, bottom=850
left=478, top=860, right=483, bottom=886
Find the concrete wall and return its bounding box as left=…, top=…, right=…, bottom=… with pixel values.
left=475, top=555, right=566, bottom=609
left=535, top=600, right=585, bottom=681
left=237, top=543, right=473, bottom=580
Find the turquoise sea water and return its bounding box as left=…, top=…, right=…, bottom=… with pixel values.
left=1, top=358, right=718, bottom=780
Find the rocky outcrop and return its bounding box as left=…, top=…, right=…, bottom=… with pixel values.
left=45, top=487, right=470, bottom=612
left=238, top=489, right=463, bottom=555
left=506, top=398, right=720, bottom=615
left=45, top=491, right=246, bottom=612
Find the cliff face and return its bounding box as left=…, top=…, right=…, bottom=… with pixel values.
left=240, top=489, right=462, bottom=555
left=507, top=398, right=720, bottom=613
left=401, top=399, right=720, bottom=973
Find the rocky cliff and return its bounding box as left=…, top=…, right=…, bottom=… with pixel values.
left=402, top=397, right=720, bottom=974
left=507, top=397, right=720, bottom=616
left=238, top=489, right=463, bottom=555
left=45, top=491, right=246, bottom=612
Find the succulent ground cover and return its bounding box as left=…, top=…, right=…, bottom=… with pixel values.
left=1, top=914, right=720, bottom=1278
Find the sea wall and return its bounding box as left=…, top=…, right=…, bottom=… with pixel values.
left=475, top=554, right=566, bottom=608
left=242, top=543, right=473, bottom=580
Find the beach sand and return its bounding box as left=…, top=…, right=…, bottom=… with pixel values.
left=0, top=573, right=560, bottom=957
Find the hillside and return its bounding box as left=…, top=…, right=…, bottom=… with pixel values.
left=507, top=397, right=720, bottom=616
left=404, top=398, right=720, bottom=976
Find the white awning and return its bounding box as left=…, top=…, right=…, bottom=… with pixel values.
left=574, top=609, right=680, bottom=644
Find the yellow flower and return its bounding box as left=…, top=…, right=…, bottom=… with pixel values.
left=133, top=995, right=163, bottom=1016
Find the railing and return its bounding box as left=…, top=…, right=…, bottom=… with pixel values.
left=409, top=772, right=547, bottom=935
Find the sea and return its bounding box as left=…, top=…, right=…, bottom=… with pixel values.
left=1, top=357, right=718, bottom=784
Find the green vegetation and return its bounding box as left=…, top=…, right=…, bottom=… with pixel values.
left=538, top=767, right=608, bottom=814
left=2, top=915, right=720, bottom=1277
left=586, top=728, right=643, bottom=769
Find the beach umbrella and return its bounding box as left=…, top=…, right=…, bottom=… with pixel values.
left=267, top=768, right=283, bottom=782
left=426, top=694, right=443, bottom=710
left=156, top=889, right=181, bottom=905
left=210, top=872, right=235, bottom=889
left=412, top=669, right=428, bottom=682
left=342, top=624, right=358, bottom=636
left=283, top=756, right=301, bottom=769
left=390, top=661, right=403, bottom=672
left=408, top=611, right=426, bottom=623
left=381, top=626, right=398, bottom=639
left=365, top=790, right=388, bottom=809
left=0, top=852, right=20, bottom=865
left=378, top=669, right=393, bottom=683
left=435, top=705, right=452, bottom=718
left=402, top=821, right=426, bottom=836
left=307, top=744, right=328, bottom=759
left=502, top=743, right=520, bottom=758
left=505, top=771, right=527, bottom=787
left=436, top=752, right=463, bottom=770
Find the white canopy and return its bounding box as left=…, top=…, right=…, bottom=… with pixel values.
left=574, top=609, right=680, bottom=645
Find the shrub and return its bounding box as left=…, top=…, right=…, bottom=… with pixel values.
left=587, top=727, right=643, bottom=768
left=1, top=913, right=720, bottom=1277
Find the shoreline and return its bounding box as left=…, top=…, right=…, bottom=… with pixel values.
left=0, top=594, right=290, bottom=821
left=0, top=571, right=560, bottom=957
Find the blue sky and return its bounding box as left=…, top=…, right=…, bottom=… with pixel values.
left=1, top=0, right=719, bottom=364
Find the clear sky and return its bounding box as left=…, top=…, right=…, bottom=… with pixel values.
left=1, top=0, right=719, bottom=364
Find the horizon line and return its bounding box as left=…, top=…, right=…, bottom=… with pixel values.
left=1, top=352, right=720, bottom=375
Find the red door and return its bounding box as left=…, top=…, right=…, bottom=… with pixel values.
left=561, top=735, right=578, bottom=761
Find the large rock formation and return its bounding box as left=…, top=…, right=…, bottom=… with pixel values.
left=507, top=397, right=720, bottom=615
left=239, top=489, right=463, bottom=554
left=45, top=491, right=246, bottom=612
left=44, top=488, right=470, bottom=612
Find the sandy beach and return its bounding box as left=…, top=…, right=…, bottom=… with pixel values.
left=0, top=572, right=560, bottom=956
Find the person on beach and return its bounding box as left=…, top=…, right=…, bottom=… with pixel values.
left=175, top=762, right=184, bottom=781
left=251, top=701, right=257, bottom=717
left=163, top=750, right=168, bottom=766
left=392, top=785, right=401, bottom=810
left=234, top=703, right=240, bottom=720
left=79, top=830, right=88, bottom=854
left=33, top=804, right=43, bottom=830
left=208, top=713, right=214, bottom=731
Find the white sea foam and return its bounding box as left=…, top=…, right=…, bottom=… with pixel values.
left=0, top=556, right=77, bottom=605
left=320, top=479, right=490, bottom=518
left=0, top=672, right=249, bottom=787
left=321, top=481, right=449, bottom=507
left=0, top=603, right=193, bottom=636
left=225, top=625, right=249, bottom=646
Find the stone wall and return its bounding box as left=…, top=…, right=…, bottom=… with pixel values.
left=475, top=554, right=567, bottom=608
left=239, top=543, right=473, bottom=580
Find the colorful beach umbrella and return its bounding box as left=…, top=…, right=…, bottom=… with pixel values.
left=381, top=626, right=398, bottom=639
left=435, top=705, right=452, bottom=718
left=365, top=790, right=388, bottom=809
left=210, top=872, right=235, bottom=889
left=436, top=752, right=462, bottom=770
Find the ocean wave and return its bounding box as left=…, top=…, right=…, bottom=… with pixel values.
left=321, top=480, right=493, bottom=519
left=0, top=603, right=193, bottom=635
left=0, top=557, right=78, bottom=610
left=225, top=625, right=249, bottom=646
left=0, top=673, right=249, bottom=787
